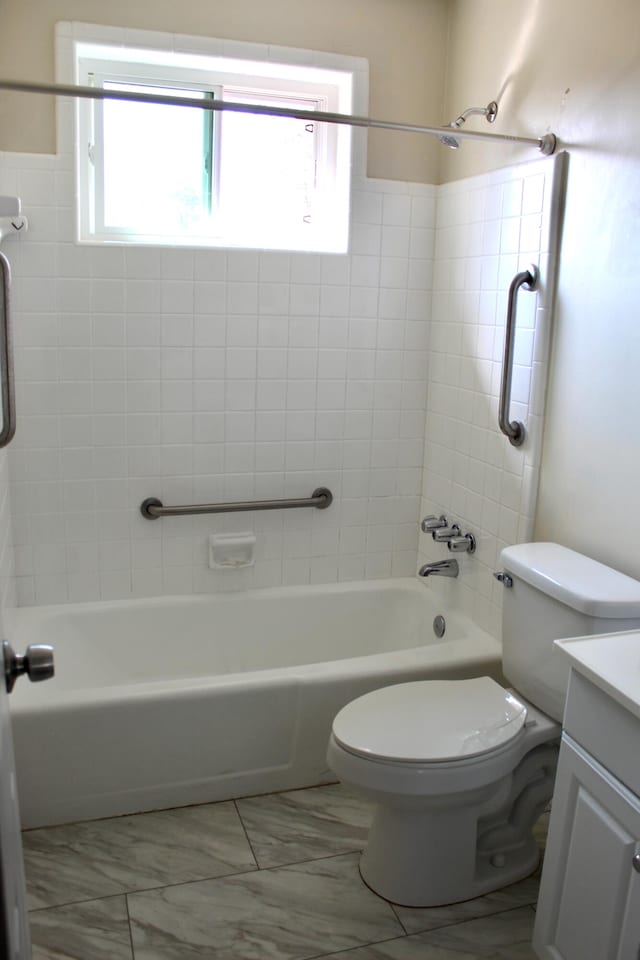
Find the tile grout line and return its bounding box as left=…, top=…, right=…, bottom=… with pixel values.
left=247, top=846, right=366, bottom=873
left=124, top=890, right=136, bottom=960
left=389, top=900, right=409, bottom=935
left=27, top=863, right=259, bottom=914
left=27, top=849, right=370, bottom=913
left=396, top=899, right=542, bottom=938
left=232, top=797, right=260, bottom=869
left=300, top=902, right=542, bottom=960
left=302, top=930, right=411, bottom=960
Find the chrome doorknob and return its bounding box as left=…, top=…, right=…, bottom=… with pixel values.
left=633, top=853, right=640, bottom=874
left=2, top=639, right=54, bottom=693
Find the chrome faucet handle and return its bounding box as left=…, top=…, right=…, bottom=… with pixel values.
left=432, top=524, right=461, bottom=542
left=448, top=533, right=476, bottom=554
left=421, top=514, right=447, bottom=533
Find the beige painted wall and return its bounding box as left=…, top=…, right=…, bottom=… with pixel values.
left=0, top=0, right=448, bottom=183
left=443, top=0, right=640, bottom=579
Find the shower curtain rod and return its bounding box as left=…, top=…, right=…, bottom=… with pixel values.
left=0, top=79, right=557, bottom=155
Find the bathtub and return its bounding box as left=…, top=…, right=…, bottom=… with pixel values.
left=6, top=578, right=501, bottom=828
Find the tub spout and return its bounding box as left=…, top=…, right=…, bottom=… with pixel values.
left=418, top=559, right=459, bottom=578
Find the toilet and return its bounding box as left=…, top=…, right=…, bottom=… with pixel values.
left=327, top=542, right=640, bottom=907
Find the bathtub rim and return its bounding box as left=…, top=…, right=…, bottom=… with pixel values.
left=5, top=575, right=461, bottom=623
left=6, top=576, right=502, bottom=714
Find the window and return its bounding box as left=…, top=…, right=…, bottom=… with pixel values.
left=73, top=39, right=356, bottom=252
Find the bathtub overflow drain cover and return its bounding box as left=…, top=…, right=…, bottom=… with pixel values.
left=433, top=615, right=446, bottom=639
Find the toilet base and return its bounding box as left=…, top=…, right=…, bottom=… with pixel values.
left=359, top=803, right=541, bottom=907
left=351, top=739, right=559, bottom=907
left=358, top=851, right=541, bottom=908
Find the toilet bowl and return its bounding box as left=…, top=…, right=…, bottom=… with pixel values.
left=327, top=543, right=640, bottom=907
left=328, top=677, right=559, bottom=906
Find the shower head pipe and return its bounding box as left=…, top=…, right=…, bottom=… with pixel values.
left=0, top=79, right=557, bottom=155
left=449, top=100, right=499, bottom=129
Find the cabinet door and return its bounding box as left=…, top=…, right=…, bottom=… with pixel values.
left=533, top=734, right=640, bottom=960
left=618, top=865, right=640, bottom=960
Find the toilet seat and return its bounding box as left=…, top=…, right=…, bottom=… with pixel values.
left=332, top=677, right=527, bottom=764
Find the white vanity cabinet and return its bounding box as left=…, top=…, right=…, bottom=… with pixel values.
left=533, top=732, right=640, bottom=958
left=533, top=636, right=640, bottom=960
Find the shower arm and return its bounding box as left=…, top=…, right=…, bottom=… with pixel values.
left=449, top=101, right=499, bottom=128
left=0, top=79, right=557, bottom=155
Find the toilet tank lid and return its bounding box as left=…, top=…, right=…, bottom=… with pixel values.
left=500, top=543, right=640, bottom=619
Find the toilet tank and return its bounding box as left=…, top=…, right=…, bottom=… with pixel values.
left=500, top=542, right=640, bottom=722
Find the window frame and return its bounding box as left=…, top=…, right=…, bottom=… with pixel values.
left=74, top=41, right=355, bottom=252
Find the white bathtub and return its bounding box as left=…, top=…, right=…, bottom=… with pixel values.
left=7, top=578, right=501, bottom=828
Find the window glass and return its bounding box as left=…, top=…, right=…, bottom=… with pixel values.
left=219, top=93, right=320, bottom=245
left=101, top=82, right=212, bottom=234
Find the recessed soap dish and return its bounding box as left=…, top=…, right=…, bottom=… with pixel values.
left=209, top=532, right=256, bottom=569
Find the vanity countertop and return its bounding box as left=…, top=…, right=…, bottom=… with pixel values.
left=554, top=629, right=640, bottom=722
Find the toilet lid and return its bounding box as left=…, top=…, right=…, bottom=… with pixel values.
left=332, top=677, right=528, bottom=763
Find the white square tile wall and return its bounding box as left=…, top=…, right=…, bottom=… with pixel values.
left=418, top=153, right=566, bottom=637
left=0, top=143, right=434, bottom=605
left=0, top=137, right=564, bottom=613
left=0, top=450, right=16, bottom=609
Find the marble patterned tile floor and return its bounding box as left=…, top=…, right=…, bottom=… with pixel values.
left=25, top=784, right=547, bottom=960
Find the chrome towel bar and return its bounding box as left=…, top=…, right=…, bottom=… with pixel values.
left=498, top=264, right=538, bottom=447
left=140, top=487, right=333, bottom=519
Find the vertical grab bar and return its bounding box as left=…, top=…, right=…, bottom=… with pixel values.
left=499, top=264, right=538, bottom=447
left=0, top=252, right=16, bottom=448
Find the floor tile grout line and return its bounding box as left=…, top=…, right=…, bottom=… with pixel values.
left=27, top=863, right=260, bottom=914
left=27, top=849, right=368, bottom=913
left=303, top=930, right=417, bottom=960
left=232, top=797, right=260, bottom=869
left=389, top=900, right=409, bottom=935
left=28, top=892, right=128, bottom=914
left=124, top=891, right=136, bottom=960
left=230, top=846, right=370, bottom=873
left=395, top=899, right=542, bottom=938
left=247, top=846, right=367, bottom=873
left=301, top=902, right=542, bottom=960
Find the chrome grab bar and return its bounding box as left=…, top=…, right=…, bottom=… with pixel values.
left=0, top=252, right=16, bottom=449
left=141, top=487, right=333, bottom=519
left=499, top=264, right=538, bottom=447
